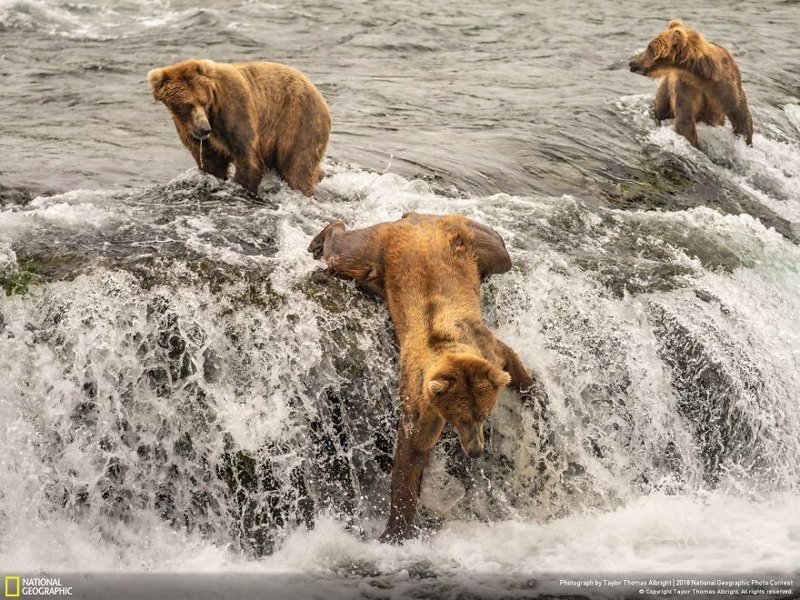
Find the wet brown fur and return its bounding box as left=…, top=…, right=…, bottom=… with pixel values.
left=308, top=212, right=535, bottom=542
left=148, top=59, right=331, bottom=195
left=629, top=20, right=753, bottom=146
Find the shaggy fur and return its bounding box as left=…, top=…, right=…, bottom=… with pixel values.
left=629, top=20, right=753, bottom=146
left=308, top=212, right=535, bottom=542
left=148, top=59, right=331, bottom=195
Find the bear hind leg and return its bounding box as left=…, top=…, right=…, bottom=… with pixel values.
left=697, top=93, right=725, bottom=127
left=308, top=220, right=346, bottom=261
left=696, top=109, right=725, bottom=127
left=308, top=220, right=385, bottom=292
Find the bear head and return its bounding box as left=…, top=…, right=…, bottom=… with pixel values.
left=629, top=20, right=718, bottom=80
left=148, top=59, right=218, bottom=141
left=424, top=352, right=511, bottom=459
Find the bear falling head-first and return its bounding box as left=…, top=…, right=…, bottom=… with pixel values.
left=308, top=213, right=537, bottom=542
left=629, top=20, right=753, bottom=147
left=148, top=59, right=331, bottom=195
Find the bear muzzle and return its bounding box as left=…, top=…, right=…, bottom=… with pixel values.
left=456, top=422, right=485, bottom=460
left=629, top=59, right=644, bottom=74
left=629, top=53, right=654, bottom=75
left=465, top=443, right=484, bottom=460
left=191, top=123, right=212, bottom=140
left=189, top=110, right=212, bottom=140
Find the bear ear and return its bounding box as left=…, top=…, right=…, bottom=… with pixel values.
left=147, top=68, right=167, bottom=100
left=669, top=26, right=688, bottom=48
left=428, top=379, right=450, bottom=395
left=668, top=19, right=684, bottom=30
left=490, top=369, right=512, bottom=389
left=194, top=59, right=215, bottom=76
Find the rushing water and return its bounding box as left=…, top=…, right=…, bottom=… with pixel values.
left=1, top=0, right=800, bottom=596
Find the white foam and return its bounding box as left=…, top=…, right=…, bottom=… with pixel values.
left=0, top=192, right=116, bottom=241
left=0, top=0, right=222, bottom=40
left=2, top=162, right=799, bottom=582
left=261, top=492, right=800, bottom=575
left=785, top=104, right=800, bottom=133
left=639, top=108, right=800, bottom=226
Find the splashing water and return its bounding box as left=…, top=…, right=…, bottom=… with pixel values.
left=1, top=150, right=800, bottom=589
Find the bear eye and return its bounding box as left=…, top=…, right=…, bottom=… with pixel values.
left=174, top=103, right=193, bottom=115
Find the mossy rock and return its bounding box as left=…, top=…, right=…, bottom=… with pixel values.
left=1, top=259, right=41, bottom=296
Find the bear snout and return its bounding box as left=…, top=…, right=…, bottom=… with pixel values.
left=466, top=444, right=484, bottom=460
left=457, top=422, right=485, bottom=459
left=192, top=123, right=212, bottom=140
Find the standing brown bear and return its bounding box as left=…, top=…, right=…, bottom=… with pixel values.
left=308, top=212, right=536, bottom=543
left=629, top=20, right=753, bottom=147
left=148, top=59, right=331, bottom=195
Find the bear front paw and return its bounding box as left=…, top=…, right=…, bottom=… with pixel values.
left=379, top=517, right=418, bottom=544
left=379, top=527, right=411, bottom=544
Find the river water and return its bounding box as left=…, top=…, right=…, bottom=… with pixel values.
left=1, top=0, right=799, bottom=596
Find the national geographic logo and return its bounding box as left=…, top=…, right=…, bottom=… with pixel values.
left=4, top=577, right=19, bottom=598
left=4, top=576, right=72, bottom=597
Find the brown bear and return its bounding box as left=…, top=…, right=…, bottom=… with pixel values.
left=308, top=212, right=536, bottom=542
left=148, top=59, right=331, bottom=195
left=629, top=20, right=753, bottom=147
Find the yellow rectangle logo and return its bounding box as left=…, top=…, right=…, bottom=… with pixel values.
left=4, top=576, right=20, bottom=598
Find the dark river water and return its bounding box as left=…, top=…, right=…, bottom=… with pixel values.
left=1, top=0, right=799, bottom=596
